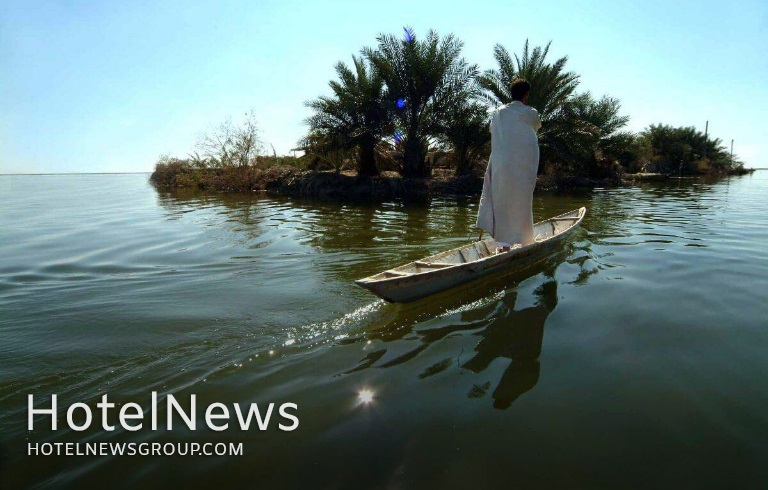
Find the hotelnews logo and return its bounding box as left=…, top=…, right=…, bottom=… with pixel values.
left=28, top=393, right=299, bottom=432
left=26, top=392, right=299, bottom=457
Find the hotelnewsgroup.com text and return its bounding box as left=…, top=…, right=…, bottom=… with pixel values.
left=28, top=442, right=244, bottom=457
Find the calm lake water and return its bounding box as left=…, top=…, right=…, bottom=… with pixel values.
left=1, top=173, right=767, bottom=489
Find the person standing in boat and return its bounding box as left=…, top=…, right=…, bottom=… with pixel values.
left=476, top=78, right=542, bottom=251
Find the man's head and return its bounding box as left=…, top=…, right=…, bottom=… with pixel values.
left=511, top=78, right=531, bottom=104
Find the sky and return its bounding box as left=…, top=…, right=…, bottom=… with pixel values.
left=1, top=0, right=766, bottom=174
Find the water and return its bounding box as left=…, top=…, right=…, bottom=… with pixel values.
left=1, top=173, right=767, bottom=489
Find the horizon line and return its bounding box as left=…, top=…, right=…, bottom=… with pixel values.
left=0, top=171, right=153, bottom=176
left=1, top=168, right=764, bottom=176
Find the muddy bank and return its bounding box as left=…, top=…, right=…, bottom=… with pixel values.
left=150, top=165, right=624, bottom=200
left=150, top=163, right=755, bottom=201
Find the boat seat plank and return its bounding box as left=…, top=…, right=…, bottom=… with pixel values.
left=415, top=261, right=452, bottom=268
left=458, top=250, right=470, bottom=263
left=384, top=270, right=412, bottom=277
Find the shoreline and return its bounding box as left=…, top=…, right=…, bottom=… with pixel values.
left=149, top=166, right=756, bottom=201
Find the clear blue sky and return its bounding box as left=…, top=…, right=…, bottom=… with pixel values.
left=1, top=0, right=766, bottom=173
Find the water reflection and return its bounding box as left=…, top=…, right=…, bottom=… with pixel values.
left=340, top=257, right=565, bottom=409
left=461, top=280, right=556, bottom=409
left=154, top=190, right=489, bottom=283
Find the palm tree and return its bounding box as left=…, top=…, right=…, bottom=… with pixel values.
left=364, top=27, right=479, bottom=178
left=297, top=130, right=355, bottom=173
left=439, top=101, right=492, bottom=176
left=565, top=92, right=631, bottom=175
left=478, top=40, right=584, bottom=173
left=479, top=40, right=578, bottom=115
left=303, top=55, right=392, bottom=176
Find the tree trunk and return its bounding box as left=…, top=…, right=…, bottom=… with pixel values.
left=358, top=135, right=378, bottom=177
left=454, top=147, right=472, bottom=176
left=401, top=137, right=429, bottom=178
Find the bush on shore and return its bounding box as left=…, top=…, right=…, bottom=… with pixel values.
left=150, top=155, right=307, bottom=192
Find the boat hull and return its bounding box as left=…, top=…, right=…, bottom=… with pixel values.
left=355, top=207, right=586, bottom=303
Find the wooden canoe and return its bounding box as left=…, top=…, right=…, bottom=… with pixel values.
left=355, top=207, right=586, bottom=303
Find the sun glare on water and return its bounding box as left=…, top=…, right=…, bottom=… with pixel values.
left=358, top=389, right=375, bottom=404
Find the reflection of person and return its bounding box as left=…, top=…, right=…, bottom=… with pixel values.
left=476, top=78, right=542, bottom=251
left=462, top=280, right=557, bottom=409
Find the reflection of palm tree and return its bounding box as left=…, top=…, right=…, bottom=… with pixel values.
left=462, top=280, right=557, bottom=409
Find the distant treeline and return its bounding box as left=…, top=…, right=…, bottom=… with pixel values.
left=152, top=27, right=745, bottom=192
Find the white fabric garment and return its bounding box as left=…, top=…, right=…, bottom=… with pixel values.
left=476, top=101, right=542, bottom=246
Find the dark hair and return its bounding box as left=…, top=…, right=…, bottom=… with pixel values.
left=511, top=78, right=530, bottom=101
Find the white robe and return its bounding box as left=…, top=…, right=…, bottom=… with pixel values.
left=476, top=101, right=542, bottom=246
